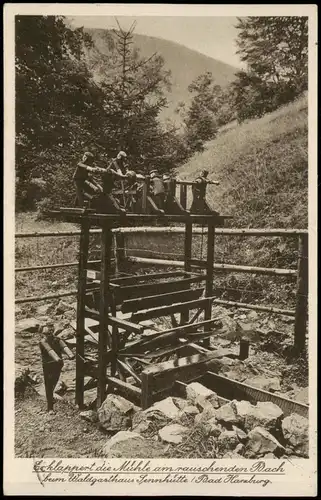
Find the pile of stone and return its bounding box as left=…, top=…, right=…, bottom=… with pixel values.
left=82, top=382, right=308, bottom=459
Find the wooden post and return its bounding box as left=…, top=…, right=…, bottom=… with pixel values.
left=239, top=339, right=250, bottom=360
left=97, top=223, right=113, bottom=408
left=181, top=220, right=193, bottom=325
left=114, top=231, right=125, bottom=276
left=141, top=369, right=154, bottom=409
left=141, top=179, right=148, bottom=214
left=75, top=217, right=90, bottom=408
left=203, top=219, right=215, bottom=348
left=180, top=184, right=187, bottom=210
left=294, top=234, right=308, bottom=353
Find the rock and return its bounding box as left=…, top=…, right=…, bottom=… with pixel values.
left=206, top=418, right=223, bottom=437
left=152, top=397, right=181, bottom=420
left=16, top=318, right=40, bottom=334
left=232, top=400, right=283, bottom=432
left=98, top=394, right=138, bottom=432
left=56, top=300, right=73, bottom=314
left=186, top=382, right=214, bottom=403
left=295, top=387, right=309, bottom=405
left=245, top=427, right=285, bottom=458
left=243, top=376, right=281, bottom=393
left=232, top=425, right=248, bottom=441
left=215, top=402, right=240, bottom=426
left=218, top=429, right=239, bottom=450
left=132, top=409, right=170, bottom=435
left=80, top=410, right=98, bottom=423
left=54, top=380, right=68, bottom=396
left=101, top=431, right=144, bottom=456
left=158, top=424, right=189, bottom=444
left=15, top=367, right=36, bottom=396
left=53, top=321, right=69, bottom=336
left=101, top=431, right=166, bottom=458
left=282, top=413, right=309, bottom=457
left=172, top=397, right=190, bottom=410
left=247, top=310, right=258, bottom=320
left=235, top=443, right=245, bottom=455
left=178, top=405, right=199, bottom=424
left=194, top=404, right=218, bottom=426
left=264, top=452, right=277, bottom=458
left=186, top=382, right=220, bottom=410
left=216, top=338, right=232, bottom=347
left=37, top=304, right=52, bottom=316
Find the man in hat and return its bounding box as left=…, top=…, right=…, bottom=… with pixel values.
left=108, top=150, right=129, bottom=176
left=190, top=169, right=220, bottom=215
left=73, top=152, right=104, bottom=207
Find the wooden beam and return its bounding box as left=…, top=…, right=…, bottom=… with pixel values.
left=97, top=224, right=113, bottom=408
left=111, top=270, right=187, bottom=285
left=121, top=287, right=204, bottom=314
left=131, top=296, right=216, bottom=323
left=106, top=376, right=141, bottom=404
left=143, top=349, right=231, bottom=387
left=117, top=359, right=141, bottom=385
left=75, top=218, right=90, bottom=409
left=213, top=299, right=295, bottom=316
left=108, top=315, right=144, bottom=335
left=201, top=372, right=309, bottom=418
left=121, top=317, right=222, bottom=355
left=115, top=275, right=205, bottom=302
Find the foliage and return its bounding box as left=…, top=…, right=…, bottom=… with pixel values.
left=15, top=17, right=186, bottom=213
left=233, top=16, right=308, bottom=121
left=15, top=15, right=108, bottom=210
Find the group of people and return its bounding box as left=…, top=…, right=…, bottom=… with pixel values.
left=73, top=150, right=218, bottom=215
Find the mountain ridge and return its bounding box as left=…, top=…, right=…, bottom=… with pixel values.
left=85, top=28, right=237, bottom=125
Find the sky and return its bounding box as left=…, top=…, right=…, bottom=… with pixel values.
left=69, top=16, right=243, bottom=68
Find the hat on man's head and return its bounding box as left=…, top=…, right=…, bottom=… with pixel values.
left=163, top=174, right=170, bottom=180
left=82, top=152, right=94, bottom=162
left=117, top=151, right=127, bottom=160
left=150, top=169, right=158, bottom=179
left=201, top=169, right=209, bottom=176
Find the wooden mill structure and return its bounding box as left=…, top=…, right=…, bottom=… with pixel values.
left=55, top=207, right=252, bottom=410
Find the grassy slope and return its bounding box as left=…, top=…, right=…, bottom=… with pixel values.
left=86, top=29, right=237, bottom=125
left=178, top=94, right=308, bottom=229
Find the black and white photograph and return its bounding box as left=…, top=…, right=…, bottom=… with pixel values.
left=4, top=3, right=317, bottom=496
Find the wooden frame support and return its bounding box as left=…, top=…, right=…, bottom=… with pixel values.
left=203, top=220, right=215, bottom=348
left=75, top=217, right=90, bottom=408
left=97, top=223, right=113, bottom=407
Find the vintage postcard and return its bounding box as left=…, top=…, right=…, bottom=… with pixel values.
left=4, top=3, right=317, bottom=496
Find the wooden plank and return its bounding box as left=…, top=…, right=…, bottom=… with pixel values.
left=117, top=359, right=141, bottom=385
left=115, top=275, right=205, bottom=302
left=181, top=220, right=193, bottom=325
left=141, top=349, right=233, bottom=398
left=108, top=315, right=144, bottom=334
left=204, top=221, right=215, bottom=349
left=141, top=371, right=154, bottom=409
left=111, top=271, right=187, bottom=286
left=75, top=218, right=90, bottom=409
left=106, top=376, right=141, bottom=404
left=121, top=287, right=204, bottom=314
left=131, top=296, right=216, bottom=323
left=97, top=224, right=113, bottom=408
left=201, top=372, right=309, bottom=418
left=213, top=299, right=295, bottom=316
left=121, top=317, right=222, bottom=355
